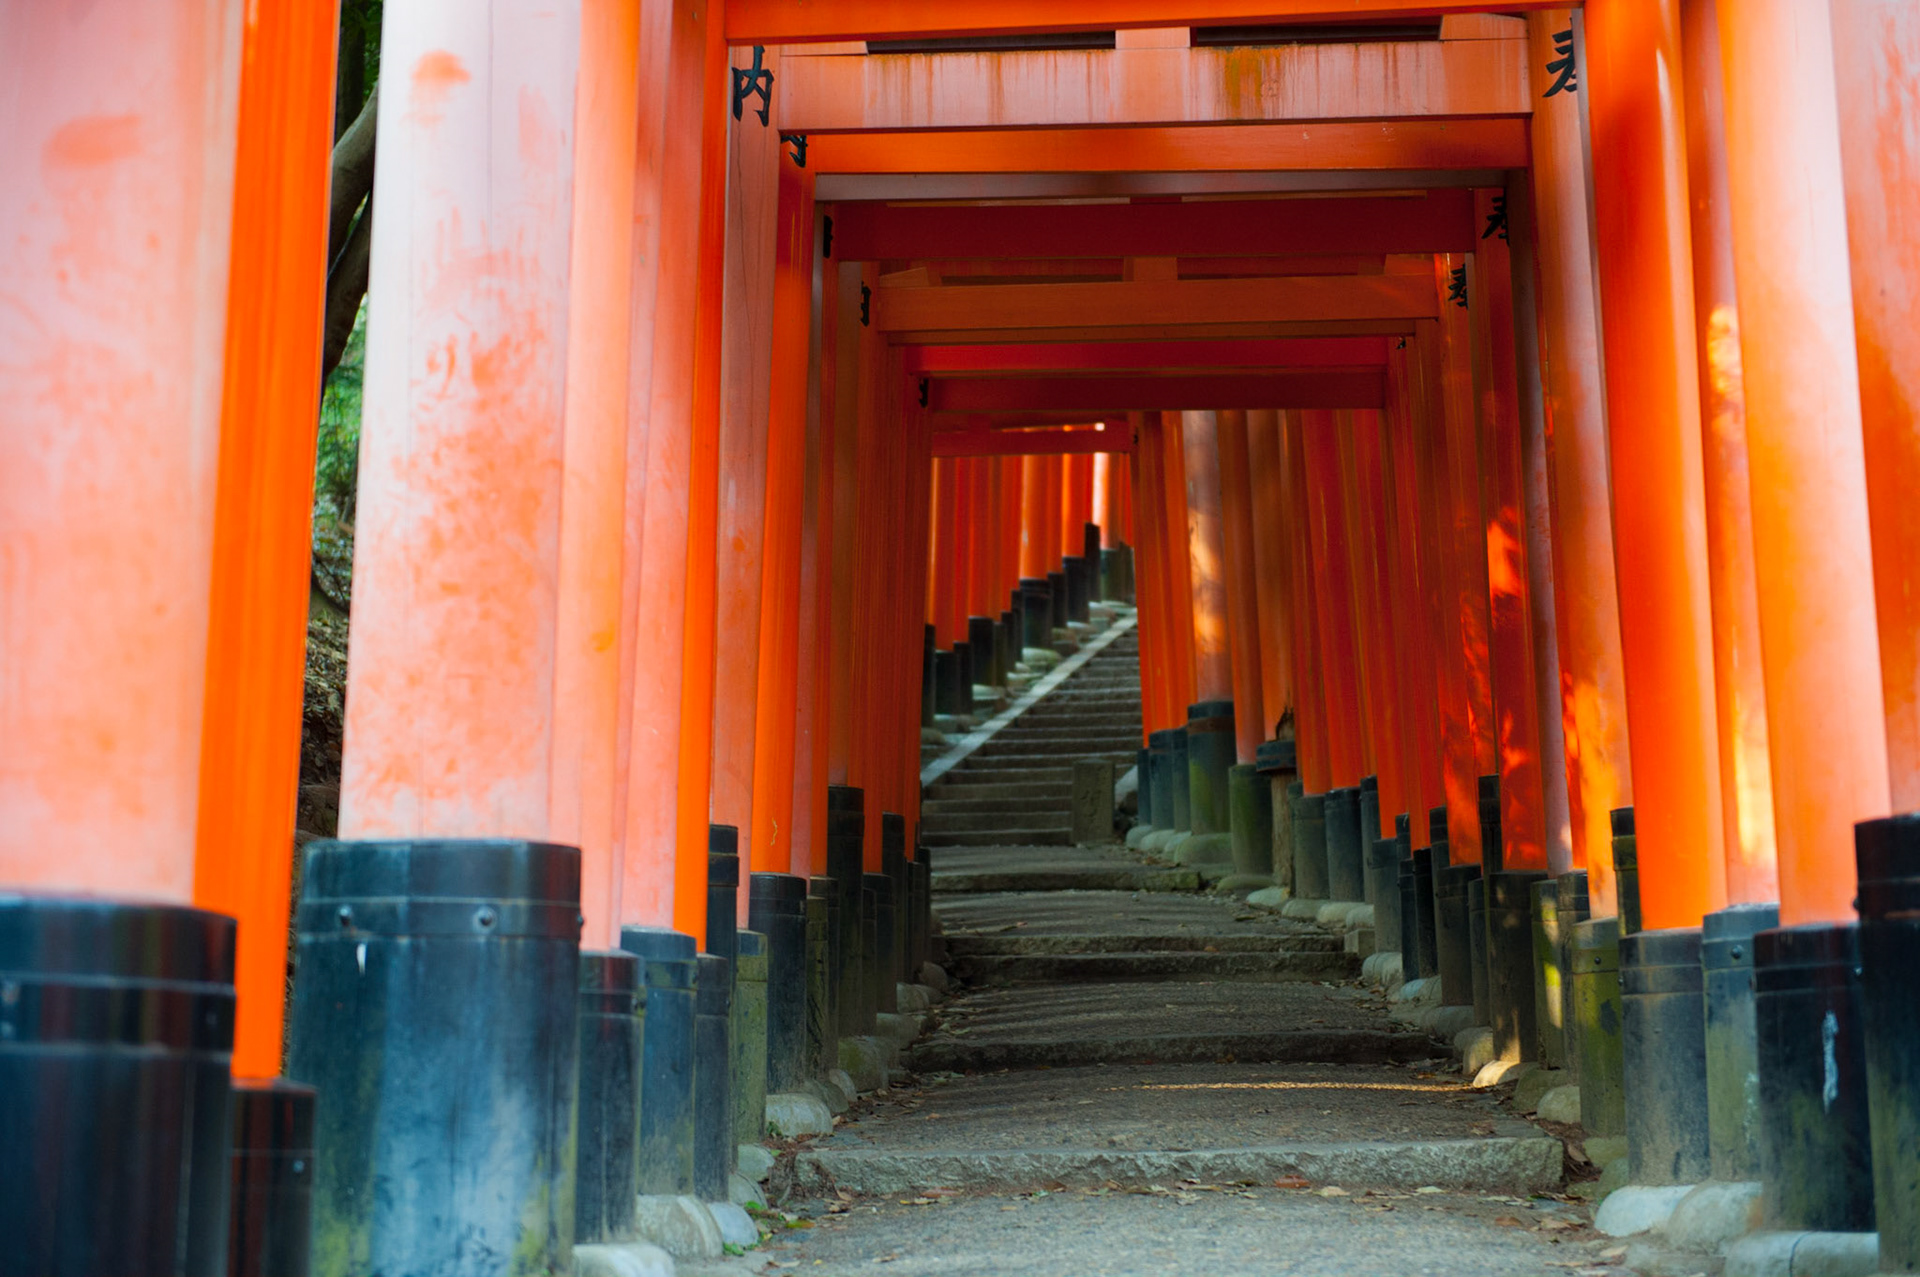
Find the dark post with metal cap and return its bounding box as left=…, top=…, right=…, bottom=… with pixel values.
left=826, top=786, right=865, bottom=1038
left=883, top=813, right=909, bottom=992
left=1292, top=788, right=1329, bottom=901
left=574, top=951, right=641, bottom=1243
left=1326, top=785, right=1366, bottom=902
left=693, top=951, right=732, bottom=1199
left=621, top=924, right=698, bottom=1195
left=1620, top=927, right=1710, bottom=1184
left=1701, top=902, right=1777, bottom=1182
left=1489, top=870, right=1546, bottom=1061
left=732, top=930, right=769, bottom=1156
left=288, top=840, right=581, bottom=1274
left=227, top=1078, right=317, bottom=1277
left=1571, top=916, right=1627, bottom=1136
left=749, top=872, right=810, bottom=1094
left=1853, top=813, right=1920, bottom=1270
left=1611, top=807, right=1641, bottom=935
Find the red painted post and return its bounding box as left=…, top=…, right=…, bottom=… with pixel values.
left=1282, top=411, right=1333, bottom=798
left=1181, top=412, right=1235, bottom=708
left=1301, top=410, right=1367, bottom=789
left=1246, top=410, right=1294, bottom=744
left=1216, top=410, right=1268, bottom=763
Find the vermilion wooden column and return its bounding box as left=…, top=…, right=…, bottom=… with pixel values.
left=1680, top=0, right=1779, bottom=904
left=998, top=454, right=1024, bottom=606
left=1332, top=411, right=1380, bottom=776
left=672, top=9, right=732, bottom=938
left=623, top=0, right=716, bottom=935
left=340, top=0, right=582, bottom=840
left=1301, top=410, right=1367, bottom=789
left=1041, top=454, right=1066, bottom=573
left=1282, top=411, right=1333, bottom=797
left=1526, top=10, right=1633, bottom=909
left=1134, top=414, right=1175, bottom=734
left=750, top=150, right=816, bottom=879
left=1160, top=412, right=1199, bottom=713
left=1716, top=0, right=1889, bottom=925
left=930, top=458, right=960, bottom=645
left=825, top=262, right=870, bottom=792
left=1092, top=453, right=1115, bottom=544
left=2, top=1, right=243, bottom=898
left=710, top=43, right=786, bottom=878
left=1470, top=203, right=1551, bottom=873
left=1019, top=454, right=1049, bottom=579
left=548, top=0, right=643, bottom=950
left=1064, top=453, right=1095, bottom=553
left=967, top=457, right=996, bottom=617
left=1246, top=411, right=1293, bottom=744
left=1216, top=411, right=1266, bottom=762
left=1586, top=0, right=1726, bottom=927
left=1383, top=356, right=1445, bottom=838
left=792, top=210, right=839, bottom=877
left=1182, top=412, right=1236, bottom=711
left=1348, top=411, right=1409, bottom=839
left=1829, top=1, right=1920, bottom=814
left=191, top=0, right=338, bottom=1076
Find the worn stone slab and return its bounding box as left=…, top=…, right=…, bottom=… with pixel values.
left=934, top=866, right=1201, bottom=893
left=1072, top=758, right=1116, bottom=843
left=1724, top=1229, right=1882, bottom=1277
left=574, top=1242, right=677, bottom=1277
left=798, top=1137, right=1564, bottom=1196
left=949, top=949, right=1356, bottom=985
left=908, top=1028, right=1432, bottom=1072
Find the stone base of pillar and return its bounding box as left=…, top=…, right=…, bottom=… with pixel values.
left=1168, top=830, right=1234, bottom=866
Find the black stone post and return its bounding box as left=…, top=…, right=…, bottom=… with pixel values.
left=574, top=952, right=641, bottom=1243
left=749, top=873, right=810, bottom=1095
left=1702, top=902, right=1777, bottom=1181
left=1621, top=927, right=1710, bottom=1184
left=621, top=925, right=698, bottom=1195
left=826, top=786, right=866, bottom=1038
left=227, top=1078, right=317, bottom=1277
left=968, top=615, right=998, bottom=687
left=1855, top=814, right=1920, bottom=1270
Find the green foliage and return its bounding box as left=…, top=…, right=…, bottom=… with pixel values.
left=315, top=302, right=366, bottom=523
left=340, top=0, right=383, bottom=102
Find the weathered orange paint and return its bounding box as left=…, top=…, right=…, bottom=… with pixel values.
left=339, top=4, right=583, bottom=849
left=1160, top=412, right=1199, bottom=715
left=1585, top=0, right=1725, bottom=927
left=1715, top=0, right=1889, bottom=925
left=193, top=0, right=337, bottom=1075
left=1245, top=411, right=1292, bottom=743
left=1382, top=353, right=1445, bottom=840
left=1347, top=411, right=1409, bottom=838
left=1332, top=412, right=1380, bottom=775
left=1300, top=410, right=1367, bottom=789
left=929, top=457, right=960, bottom=645
left=1216, top=411, right=1267, bottom=763
left=825, top=261, right=868, bottom=790
left=792, top=210, right=838, bottom=877
left=1524, top=10, right=1631, bottom=910
left=806, top=121, right=1530, bottom=176
left=1019, top=455, right=1049, bottom=580
left=1133, top=414, right=1175, bottom=735
left=1470, top=204, right=1550, bottom=872
left=776, top=39, right=1529, bottom=133
left=1829, top=0, right=1920, bottom=816
left=1678, top=0, right=1778, bottom=905
left=750, top=155, right=816, bottom=879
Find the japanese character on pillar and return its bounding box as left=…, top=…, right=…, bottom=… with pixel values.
left=1544, top=28, right=1577, bottom=98
left=1448, top=265, right=1469, bottom=309
left=1481, top=193, right=1509, bottom=243
left=733, top=45, right=774, bottom=125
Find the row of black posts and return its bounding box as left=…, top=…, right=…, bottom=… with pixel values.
left=924, top=523, right=1132, bottom=725
left=1343, top=778, right=1920, bottom=1265
left=1, top=787, right=935, bottom=1276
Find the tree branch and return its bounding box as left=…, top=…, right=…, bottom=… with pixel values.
left=327, top=89, right=377, bottom=268
left=321, top=189, right=373, bottom=380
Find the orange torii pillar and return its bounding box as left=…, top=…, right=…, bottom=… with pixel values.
left=1525, top=9, right=1633, bottom=915
left=1434, top=255, right=1497, bottom=868
left=1282, top=410, right=1338, bottom=906
left=624, top=0, right=726, bottom=947
left=1301, top=409, right=1372, bottom=908
left=1126, top=413, right=1178, bottom=849
left=1216, top=411, right=1277, bottom=889
left=192, top=0, right=339, bottom=1093
left=1830, top=8, right=1920, bottom=1259
left=1717, top=1, right=1889, bottom=914
left=1246, top=412, right=1294, bottom=747
left=1062, top=451, right=1096, bottom=624
left=1469, top=208, right=1552, bottom=877
left=1168, top=411, right=1238, bottom=869
left=1345, top=411, right=1409, bottom=851
left=995, top=453, right=1024, bottom=672
left=1, top=3, right=248, bottom=1265
left=964, top=457, right=1001, bottom=685
left=1382, top=350, right=1444, bottom=853
left=710, top=42, right=786, bottom=920
left=1679, top=0, right=1780, bottom=906
left=308, top=0, right=588, bottom=1260
left=1160, top=412, right=1199, bottom=718
left=927, top=455, right=966, bottom=719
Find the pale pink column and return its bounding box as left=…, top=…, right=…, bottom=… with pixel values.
left=553, top=0, right=643, bottom=947
left=339, top=1, right=582, bottom=838
left=0, top=0, right=246, bottom=899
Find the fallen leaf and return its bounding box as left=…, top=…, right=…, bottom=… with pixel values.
left=1598, top=1245, right=1628, bottom=1261
left=1315, top=1186, right=1349, bottom=1197
left=1414, top=1186, right=1445, bottom=1195
left=1536, top=1217, right=1578, bottom=1232
left=1494, top=1216, right=1525, bottom=1227
left=1273, top=1175, right=1311, bottom=1189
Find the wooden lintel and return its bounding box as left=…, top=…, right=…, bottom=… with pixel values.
left=927, top=370, right=1386, bottom=412
left=905, top=336, right=1391, bottom=375
left=931, top=427, right=1131, bottom=457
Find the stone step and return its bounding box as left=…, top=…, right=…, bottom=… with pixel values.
left=920, top=810, right=1069, bottom=834
left=947, top=949, right=1357, bottom=986
left=921, top=827, right=1072, bottom=848
left=924, top=781, right=1071, bottom=802
left=942, top=932, right=1344, bottom=956
left=904, top=1025, right=1431, bottom=1074
left=920, top=795, right=1073, bottom=815
left=930, top=865, right=1199, bottom=893
left=944, top=766, right=1074, bottom=785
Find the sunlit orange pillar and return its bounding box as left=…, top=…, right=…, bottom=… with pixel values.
left=709, top=44, right=785, bottom=890
left=1586, top=0, right=1726, bottom=926
left=1282, top=412, right=1334, bottom=797
left=1160, top=412, right=1199, bottom=713
left=1831, top=2, right=1920, bottom=817
left=189, top=0, right=338, bottom=1076
left=1064, top=453, right=1095, bottom=556
left=967, top=457, right=996, bottom=618
left=998, top=454, right=1024, bottom=605
left=1679, top=0, right=1779, bottom=904
left=1301, top=410, right=1367, bottom=788
left=1383, top=356, right=1446, bottom=838
left=1470, top=207, right=1552, bottom=872
left=1092, top=453, right=1115, bottom=544
left=1181, top=412, right=1236, bottom=712
left=623, top=0, right=719, bottom=940
left=339, top=0, right=583, bottom=862
left=750, top=147, right=816, bottom=879
left=1019, top=454, right=1049, bottom=580
left=1715, top=0, right=1889, bottom=924
left=1246, top=411, right=1294, bottom=745
left=1040, top=454, right=1066, bottom=574
left=1216, top=411, right=1267, bottom=763
left=1526, top=10, right=1633, bottom=909
left=2, top=4, right=244, bottom=892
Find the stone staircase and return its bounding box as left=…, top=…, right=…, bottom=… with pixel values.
left=918, top=628, right=1142, bottom=849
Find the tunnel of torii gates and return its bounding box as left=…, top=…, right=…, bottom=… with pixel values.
left=11, top=0, right=1920, bottom=1270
